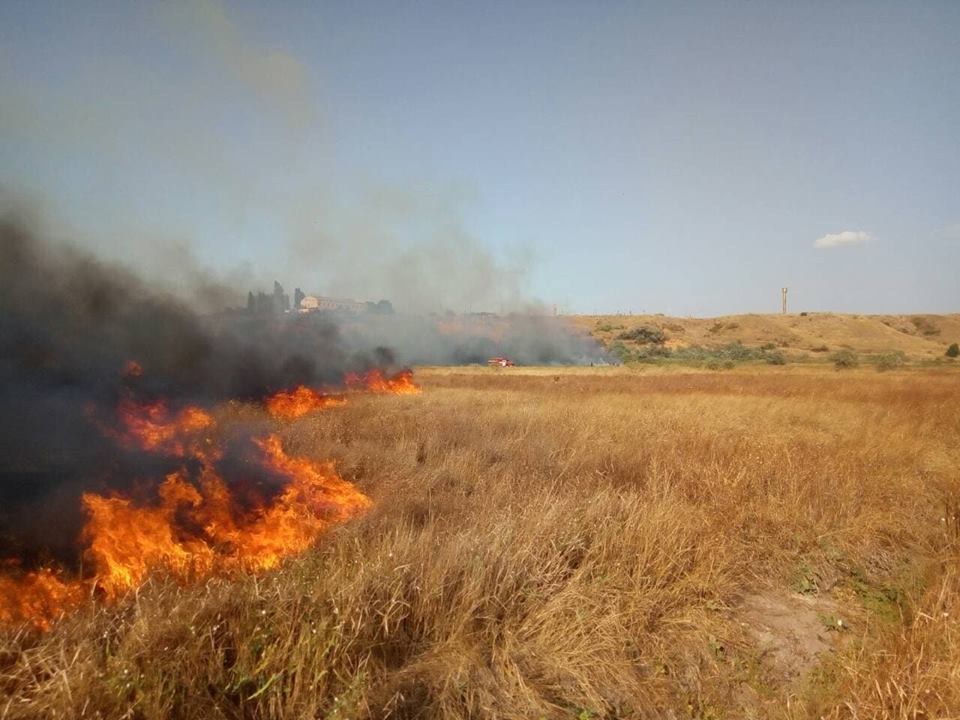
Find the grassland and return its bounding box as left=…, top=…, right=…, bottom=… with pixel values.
left=574, top=312, right=960, bottom=362
left=3, top=365, right=960, bottom=719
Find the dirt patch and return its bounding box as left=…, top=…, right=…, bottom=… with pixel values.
left=738, top=591, right=847, bottom=684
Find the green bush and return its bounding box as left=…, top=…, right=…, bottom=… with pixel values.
left=617, top=326, right=667, bottom=345
left=608, top=341, right=631, bottom=363
left=611, top=340, right=789, bottom=368
left=831, top=350, right=859, bottom=369
left=875, top=352, right=906, bottom=372
left=632, top=345, right=671, bottom=360
left=947, top=343, right=960, bottom=358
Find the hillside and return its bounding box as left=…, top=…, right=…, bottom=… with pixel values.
left=572, top=312, right=960, bottom=360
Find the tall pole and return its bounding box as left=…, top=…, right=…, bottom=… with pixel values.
left=781, top=287, right=788, bottom=315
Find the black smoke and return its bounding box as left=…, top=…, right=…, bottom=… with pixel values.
left=0, top=210, right=604, bottom=565
left=0, top=214, right=377, bottom=563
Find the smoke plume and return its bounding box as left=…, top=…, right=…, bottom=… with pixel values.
left=0, top=212, right=380, bottom=564
left=0, top=208, right=603, bottom=569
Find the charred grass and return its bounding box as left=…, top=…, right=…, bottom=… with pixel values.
left=2, top=367, right=960, bottom=719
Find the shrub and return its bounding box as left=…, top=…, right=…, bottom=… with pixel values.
left=947, top=343, right=959, bottom=358
left=617, top=326, right=667, bottom=345
left=632, top=345, right=671, bottom=361
left=608, top=341, right=631, bottom=363
left=765, top=351, right=787, bottom=365
left=832, top=350, right=859, bottom=369
left=875, top=352, right=906, bottom=372
left=811, top=345, right=829, bottom=353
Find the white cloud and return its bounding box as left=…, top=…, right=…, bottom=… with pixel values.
left=814, top=230, right=870, bottom=249
left=936, top=223, right=960, bottom=242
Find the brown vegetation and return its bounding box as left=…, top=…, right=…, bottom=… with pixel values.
left=576, top=312, right=960, bottom=359
left=2, top=366, right=959, bottom=719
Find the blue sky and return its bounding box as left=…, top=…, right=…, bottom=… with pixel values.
left=1, top=1, right=958, bottom=314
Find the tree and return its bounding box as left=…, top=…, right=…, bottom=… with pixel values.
left=947, top=343, right=960, bottom=358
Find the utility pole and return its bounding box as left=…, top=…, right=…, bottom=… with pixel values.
left=781, top=287, right=788, bottom=315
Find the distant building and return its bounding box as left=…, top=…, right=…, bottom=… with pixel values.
left=298, top=295, right=367, bottom=314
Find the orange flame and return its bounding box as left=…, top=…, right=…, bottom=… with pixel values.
left=1, top=435, right=369, bottom=627
left=345, top=368, right=421, bottom=395
left=265, top=386, right=347, bottom=419
left=0, top=569, right=86, bottom=631
left=80, top=436, right=369, bottom=601
left=117, top=399, right=214, bottom=456
left=0, top=369, right=380, bottom=629
left=0, top=367, right=420, bottom=629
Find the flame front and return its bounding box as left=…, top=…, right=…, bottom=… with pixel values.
left=0, top=569, right=86, bottom=632
left=345, top=368, right=421, bottom=395
left=0, top=367, right=419, bottom=631
left=1, top=438, right=369, bottom=628
left=266, top=386, right=347, bottom=419
left=82, top=436, right=369, bottom=602
left=117, top=399, right=214, bottom=456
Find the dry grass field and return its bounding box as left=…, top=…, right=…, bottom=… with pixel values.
left=573, top=313, right=960, bottom=360
left=2, top=365, right=959, bottom=719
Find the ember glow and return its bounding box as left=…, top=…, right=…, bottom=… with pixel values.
left=0, top=368, right=421, bottom=631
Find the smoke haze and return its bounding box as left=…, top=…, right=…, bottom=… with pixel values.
left=0, top=0, right=534, bottom=316
left=0, top=204, right=601, bottom=565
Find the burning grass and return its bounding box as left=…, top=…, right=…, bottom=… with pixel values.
left=0, top=369, right=417, bottom=632
left=2, top=366, right=959, bottom=718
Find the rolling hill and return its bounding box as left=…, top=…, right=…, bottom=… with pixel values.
left=572, top=312, right=960, bottom=359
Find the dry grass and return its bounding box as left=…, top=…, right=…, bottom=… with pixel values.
left=2, top=366, right=959, bottom=719
left=574, top=312, right=960, bottom=358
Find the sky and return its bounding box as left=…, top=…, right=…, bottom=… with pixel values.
left=1, top=0, right=958, bottom=315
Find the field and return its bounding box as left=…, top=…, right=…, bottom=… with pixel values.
left=3, top=365, right=960, bottom=719
left=574, top=313, right=960, bottom=361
